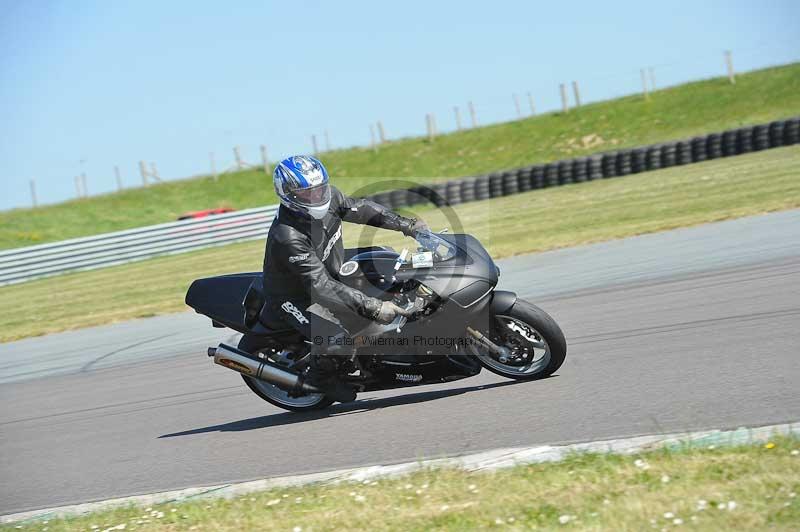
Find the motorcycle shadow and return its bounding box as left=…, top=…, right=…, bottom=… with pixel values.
left=159, top=378, right=535, bottom=438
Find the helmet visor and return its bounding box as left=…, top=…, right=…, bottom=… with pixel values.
left=288, top=183, right=331, bottom=207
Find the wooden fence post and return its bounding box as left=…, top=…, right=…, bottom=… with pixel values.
left=648, top=67, right=656, bottom=91
left=453, top=106, right=462, bottom=130
left=114, top=166, right=123, bottom=191
left=468, top=101, right=477, bottom=128
left=29, top=179, right=38, bottom=207
left=149, top=163, right=160, bottom=182
left=324, top=129, right=331, bottom=151
left=377, top=121, right=386, bottom=143
left=260, top=145, right=269, bottom=174
left=75, top=175, right=82, bottom=197
left=369, top=125, right=377, bottom=151
left=527, top=92, right=536, bottom=115
left=559, top=83, right=569, bottom=112
left=513, top=93, right=522, bottom=118
left=311, top=135, right=319, bottom=155
left=233, top=146, right=244, bottom=170
left=641, top=69, right=650, bottom=99
left=725, top=50, right=735, bottom=84
left=572, top=81, right=581, bottom=107
left=139, top=161, right=148, bottom=186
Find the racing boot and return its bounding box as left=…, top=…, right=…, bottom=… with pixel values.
left=305, top=352, right=357, bottom=403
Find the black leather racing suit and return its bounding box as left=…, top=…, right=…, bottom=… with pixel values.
left=261, top=186, right=415, bottom=346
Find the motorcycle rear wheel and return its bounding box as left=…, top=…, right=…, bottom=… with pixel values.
left=238, top=335, right=336, bottom=412
left=472, top=299, right=566, bottom=380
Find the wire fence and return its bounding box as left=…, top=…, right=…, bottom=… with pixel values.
left=18, top=47, right=799, bottom=209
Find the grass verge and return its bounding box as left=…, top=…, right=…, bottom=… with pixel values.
left=2, top=63, right=799, bottom=249
left=1, top=146, right=798, bottom=343
left=5, top=436, right=799, bottom=531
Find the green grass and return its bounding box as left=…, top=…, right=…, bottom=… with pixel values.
left=2, top=63, right=799, bottom=249
left=1, top=146, right=798, bottom=343
left=6, top=436, right=799, bottom=531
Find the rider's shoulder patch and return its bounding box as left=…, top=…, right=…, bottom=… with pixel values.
left=288, top=253, right=309, bottom=263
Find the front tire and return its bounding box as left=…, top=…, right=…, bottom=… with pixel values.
left=472, top=299, right=567, bottom=380
left=238, top=335, right=335, bottom=412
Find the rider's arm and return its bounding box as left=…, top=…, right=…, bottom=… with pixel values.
left=333, top=187, right=419, bottom=235
left=279, top=235, right=381, bottom=319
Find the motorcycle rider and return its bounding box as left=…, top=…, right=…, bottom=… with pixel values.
left=261, top=155, right=428, bottom=388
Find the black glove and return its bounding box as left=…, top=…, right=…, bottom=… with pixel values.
left=400, top=218, right=430, bottom=237
left=373, top=301, right=411, bottom=324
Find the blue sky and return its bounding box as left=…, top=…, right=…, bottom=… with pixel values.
left=1, top=0, right=798, bottom=211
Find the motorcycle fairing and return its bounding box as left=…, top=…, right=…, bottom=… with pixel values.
left=350, top=233, right=500, bottom=308
left=356, top=353, right=482, bottom=392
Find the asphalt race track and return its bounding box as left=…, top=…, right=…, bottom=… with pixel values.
left=2, top=210, right=799, bottom=514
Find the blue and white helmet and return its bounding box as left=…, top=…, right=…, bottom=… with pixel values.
left=273, top=155, right=331, bottom=219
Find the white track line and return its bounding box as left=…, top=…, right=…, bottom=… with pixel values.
left=3, top=421, right=796, bottom=524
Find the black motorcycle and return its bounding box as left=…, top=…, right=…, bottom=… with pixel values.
left=185, top=230, right=566, bottom=412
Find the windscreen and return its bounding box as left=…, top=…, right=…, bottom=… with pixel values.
left=414, top=230, right=458, bottom=261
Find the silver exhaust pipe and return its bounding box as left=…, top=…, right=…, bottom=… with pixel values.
left=209, top=343, right=323, bottom=395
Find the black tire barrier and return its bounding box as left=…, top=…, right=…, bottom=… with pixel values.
left=721, top=130, right=739, bottom=156
left=430, top=183, right=448, bottom=207
left=645, top=145, right=662, bottom=171
left=473, top=179, right=490, bottom=199
left=518, top=167, right=533, bottom=191
left=460, top=178, right=477, bottom=203
left=530, top=165, right=545, bottom=189
left=616, top=150, right=632, bottom=176
left=572, top=158, right=588, bottom=183
left=474, top=175, right=490, bottom=197
left=784, top=118, right=800, bottom=145
left=489, top=172, right=504, bottom=197
left=544, top=163, right=559, bottom=187
left=382, top=116, right=799, bottom=210
left=445, top=181, right=462, bottom=205
left=631, top=148, right=646, bottom=174
left=737, top=127, right=754, bottom=154
left=474, top=188, right=491, bottom=201
left=769, top=121, right=785, bottom=148
left=690, top=137, right=707, bottom=163
left=706, top=133, right=723, bottom=160
left=502, top=171, right=520, bottom=195
left=676, top=141, right=692, bottom=165
left=390, top=189, right=409, bottom=208
left=588, top=155, right=603, bottom=180
left=557, top=160, right=573, bottom=185
left=407, top=188, right=423, bottom=206
left=370, top=191, right=393, bottom=208
left=660, top=143, right=677, bottom=168
left=601, top=153, right=617, bottom=177
left=753, top=124, right=770, bottom=151
left=408, top=186, right=429, bottom=206
left=422, top=185, right=436, bottom=205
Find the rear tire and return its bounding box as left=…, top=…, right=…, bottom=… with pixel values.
left=238, top=335, right=335, bottom=412
left=473, top=299, right=567, bottom=380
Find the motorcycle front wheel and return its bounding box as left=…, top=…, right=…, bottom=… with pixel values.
left=238, top=334, right=335, bottom=412
left=470, top=299, right=567, bottom=380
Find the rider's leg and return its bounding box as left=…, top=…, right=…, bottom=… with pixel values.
left=262, top=299, right=357, bottom=401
